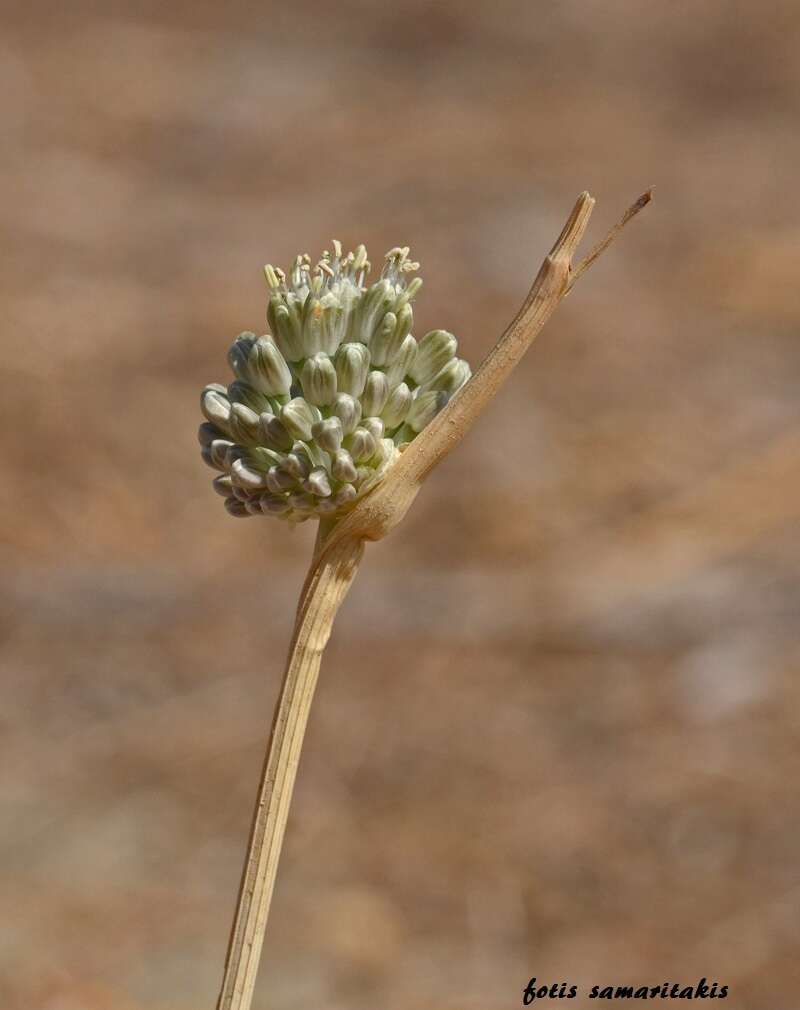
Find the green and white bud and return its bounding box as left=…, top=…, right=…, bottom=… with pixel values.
left=198, top=422, right=219, bottom=447
left=423, top=357, right=472, bottom=395
left=300, top=352, right=337, bottom=406
left=304, top=467, right=332, bottom=498
left=231, top=457, right=270, bottom=490
left=267, top=296, right=304, bottom=362
left=267, top=466, right=297, bottom=493
left=201, top=241, right=470, bottom=522
left=409, top=330, right=458, bottom=385
left=360, top=371, right=390, bottom=417
left=224, top=497, right=250, bottom=518
left=281, top=398, right=321, bottom=441
left=250, top=336, right=293, bottom=395
left=331, top=448, right=358, bottom=483
left=334, top=343, right=370, bottom=397
left=361, top=416, right=385, bottom=441
left=209, top=438, right=234, bottom=470
left=385, top=335, right=418, bottom=388
left=228, top=402, right=261, bottom=443
left=228, top=380, right=270, bottom=414
left=260, top=414, right=294, bottom=452
left=332, top=393, right=362, bottom=435
left=311, top=417, right=343, bottom=454
left=381, top=382, right=412, bottom=428
left=227, top=333, right=257, bottom=382
left=201, top=386, right=232, bottom=431
left=407, top=389, right=448, bottom=433
left=212, top=474, right=233, bottom=497
left=348, top=427, right=378, bottom=463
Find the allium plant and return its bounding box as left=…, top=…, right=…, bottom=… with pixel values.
left=200, top=243, right=470, bottom=524
left=205, top=192, right=651, bottom=1010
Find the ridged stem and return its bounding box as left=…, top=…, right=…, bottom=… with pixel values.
left=216, top=530, right=365, bottom=1010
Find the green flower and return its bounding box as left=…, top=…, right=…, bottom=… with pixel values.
left=199, top=242, right=471, bottom=522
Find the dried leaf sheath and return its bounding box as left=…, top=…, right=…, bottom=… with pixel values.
left=217, top=532, right=364, bottom=1010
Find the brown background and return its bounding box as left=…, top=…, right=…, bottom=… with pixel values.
left=2, top=2, right=799, bottom=1008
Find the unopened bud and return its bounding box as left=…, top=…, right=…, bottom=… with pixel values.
left=228, top=402, right=261, bottom=443
left=360, top=371, right=390, bottom=417
left=268, top=296, right=303, bottom=361
left=381, top=382, right=412, bottom=428
left=304, top=467, right=332, bottom=498
left=348, top=427, right=378, bottom=463
left=301, top=352, right=337, bottom=406
left=311, top=417, right=343, bottom=453
left=423, top=357, right=472, bottom=394
left=385, top=334, right=418, bottom=388
left=361, top=416, right=384, bottom=441
left=332, top=393, right=362, bottom=434
left=331, top=449, right=357, bottom=483
left=212, top=474, right=233, bottom=497
left=406, top=389, right=448, bottom=432
left=224, top=497, right=250, bottom=518
left=250, top=336, right=293, bottom=395
left=334, top=343, right=370, bottom=397
left=201, top=386, right=232, bottom=430
left=281, top=397, right=321, bottom=441
left=409, top=329, right=457, bottom=385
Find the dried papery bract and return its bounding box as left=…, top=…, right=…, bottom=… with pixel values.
left=214, top=190, right=651, bottom=1010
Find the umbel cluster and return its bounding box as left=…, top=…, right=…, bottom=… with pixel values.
left=199, top=242, right=471, bottom=522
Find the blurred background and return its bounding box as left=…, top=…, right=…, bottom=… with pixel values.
left=2, top=2, right=799, bottom=1008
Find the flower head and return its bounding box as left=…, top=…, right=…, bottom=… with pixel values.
left=199, top=242, right=471, bottom=522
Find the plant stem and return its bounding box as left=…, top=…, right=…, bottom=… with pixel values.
left=216, top=529, right=365, bottom=1010
left=213, top=190, right=651, bottom=1009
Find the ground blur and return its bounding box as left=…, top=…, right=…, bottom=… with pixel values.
left=2, top=3, right=799, bottom=1008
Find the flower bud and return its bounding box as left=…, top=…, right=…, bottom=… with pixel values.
left=232, top=457, right=270, bottom=489
left=385, top=335, right=418, bottom=388
left=334, top=343, right=370, bottom=397
left=332, top=484, right=357, bottom=508
left=228, top=402, right=261, bottom=443
left=201, top=386, right=232, bottom=430
left=268, top=296, right=303, bottom=361
left=260, top=494, right=292, bottom=516
left=227, top=333, right=258, bottom=382
left=358, top=280, right=396, bottom=344
left=228, top=380, right=269, bottom=414
left=304, top=467, right=332, bottom=498
left=331, top=449, right=357, bottom=483
left=198, top=422, right=218, bottom=447
left=423, top=357, right=472, bottom=395
left=280, top=398, right=321, bottom=441
left=267, top=466, right=297, bottom=493
left=224, top=497, right=250, bottom=518
left=287, top=491, right=316, bottom=513
left=300, top=352, right=337, bottom=406
left=250, top=336, right=293, bottom=395
left=361, top=416, right=384, bottom=441
left=348, top=427, right=378, bottom=463
left=212, top=474, right=233, bottom=497
left=381, top=382, right=412, bottom=428
left=281, top=451, right=311, bottom=481
left=407, top=389, right=448, bottom=432
left=260, top=414, right=294, bottom=452
left=409, top=330, right=457, bottom=385
left=368, top=311, right=397, bottom=367
left=332, top=393, right=362, bottom=435
left=311, top=416, right=343, bottom=453
left=360, top=371, right=390, bottom=417
left=209, top=438, right=234, bottom=470
left=301, top=296, right=324, bottom=357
